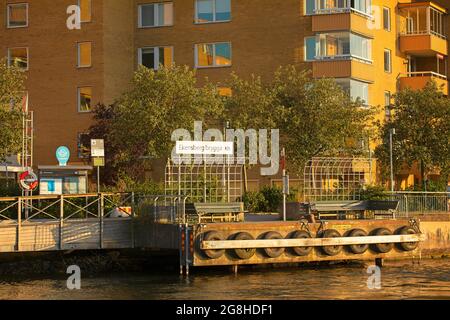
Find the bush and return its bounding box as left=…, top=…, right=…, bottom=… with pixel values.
left=242, top=191, right=268, bottom=213
left=0, top=181, right=20, bottom=197
left=359, top=185, right=389, bottom=200
left=260, top=186, right=283, bottom=212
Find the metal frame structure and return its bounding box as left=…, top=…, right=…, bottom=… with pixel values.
left=303, top=157, right=375, bottom=202
left=165, top=156, right=244, bottom=203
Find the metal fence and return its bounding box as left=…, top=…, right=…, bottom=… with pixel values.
left=387, top=192, right=450, bottom=217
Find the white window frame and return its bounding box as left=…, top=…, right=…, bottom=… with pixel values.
left=195, top=0, right=231, bottom=24
left=7, top=47, right=29, bottom=70
left=383, top=7, right=391, bottom=31
left=138, top=3, right=174, bottom=28
left=77, top=86, right=93, bottom=113
left=384, top=49, right=392, bottom=73
left=7, top=3, right=28, bottom=28
left=77, top=42, right=92, bottom=68
left=138, top=46, right=174, bottom=70
left=194, top=42, right=232, bottom=68
left=78, top=0, right=92, bottom=23
left=304, top=36, right=316, bottom=61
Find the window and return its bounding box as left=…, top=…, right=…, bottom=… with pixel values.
left=8, top=48, right=28, bottom=70
left=218, top=87, right=232, bottom=97
left=384, top=91, right=391, bottom=120
left=138, top=3, right=173, bottom=28
left=315, top=32, right=371, bottom=62
left=305, top=0, right=315, bottom=15
left=384, top=49, right=392, bottom=73
left=383, top=7, right=391, bottom=31
left=335, top=78, right=370, bottom=105
left=138, top=47, right=174, bottom=70
left=304, top=37, right=316, bottom=61
left=195, top=42, right=232, bottom=67
left=78, top=87, right=92, bottom=112
left=79, top=0, right=91, bottom=22
left=7, top=3, right=28, bottom=28
left=195, top=0, right=231, bottom=23
left=77, top=42, right=92, bottom=67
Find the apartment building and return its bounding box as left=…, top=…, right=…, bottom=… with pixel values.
left=0, top=0, right=448, bottom=192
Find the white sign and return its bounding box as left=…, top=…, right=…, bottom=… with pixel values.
left=91, top=139, right=105, bottom=157
left=176, top=141, right=234, bottom=155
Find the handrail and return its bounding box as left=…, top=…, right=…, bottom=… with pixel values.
left=313, top=7, right=372, bottom=19
left=315, top=54, right=373, bottom=64
left=400, top=30, right=447, bottom=39
left=400, top=71, right=447, bottom=80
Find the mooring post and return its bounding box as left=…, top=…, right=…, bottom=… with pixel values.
left=375, top=258, right=384, bottom=268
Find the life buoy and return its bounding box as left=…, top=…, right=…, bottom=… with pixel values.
left=233, top=232, right=256, bottom=260
left=19, top=170, right=38, bottom=191
left=261, top=231, right=284, bottom=258
left=347, top=229, right=369, bottom=254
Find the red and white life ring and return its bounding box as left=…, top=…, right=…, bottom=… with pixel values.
left=19, top=170, right=38, bottom=191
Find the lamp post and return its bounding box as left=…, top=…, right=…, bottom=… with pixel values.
left=389, top=128, right=396, bottom=193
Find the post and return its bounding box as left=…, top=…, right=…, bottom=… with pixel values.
left=97, top=166, right=101, bottom=194
left=185, top=223, right=189, bottom=276
left=59, top=195, right=64, bottom=250
left=99, top=193, right=104, bottom=249
left=131, top=192, right=135, bottom=249
left=389, top=128, right=395, bottom=193
left=281, top=148, right=287, bottom=222
left=16, top=198, right=21, bottom=252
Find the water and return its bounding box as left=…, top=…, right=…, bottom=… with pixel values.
left=0, top=259, right=449, bottom=300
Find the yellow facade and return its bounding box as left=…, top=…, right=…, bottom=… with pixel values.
left=0, top=0, right=448, bottom=188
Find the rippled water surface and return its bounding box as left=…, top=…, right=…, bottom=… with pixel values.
left=1, top=259, right=449, bottom=300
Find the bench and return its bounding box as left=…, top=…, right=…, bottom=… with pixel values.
left=185, top=202, right=245, bottom=223
left=313, top=200, right=400, bottom=220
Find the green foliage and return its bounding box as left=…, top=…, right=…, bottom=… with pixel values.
left=0, top=180, right=20, bottom=197
left=88, top=65, right=223, bottom=183
left=224, top=66, right=375, bottom=175
left=260, top=186, right=283, bottom=212
left=242, top=191, right=268, bottom=213
left=102, top=175, right=163, bottom=195
left=375, top=81, right=450, bottom=187
left=359, top=185, right=389, bottom=200
left=0, top=58, right=26, bottom=162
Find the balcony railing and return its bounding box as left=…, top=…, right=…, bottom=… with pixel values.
left=400, top=71, right=447, bottom=80
left=314, top=54, right=373, bottom=64
left=400, top=29, right=447, bottom=40
left=314, top=7, right=372, bottom=18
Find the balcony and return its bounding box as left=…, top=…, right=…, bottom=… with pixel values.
left=312, top=10, right=373, bottom=37
left=398, top=2, right=447, bottom=56
left=399, top=72, right=448, bottom=95
left=313, top=56, right=375, bottom=83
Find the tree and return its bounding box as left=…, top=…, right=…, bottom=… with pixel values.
left=88, top=65, right=224, bottom=183
left=375, top=81, right=450, bottom=190
left=0, top=58, right=25, bottom=162
left=224, top=66, right=375, bottom=174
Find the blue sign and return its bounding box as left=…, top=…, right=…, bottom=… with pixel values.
left=56, top=146, right=70, bottom=166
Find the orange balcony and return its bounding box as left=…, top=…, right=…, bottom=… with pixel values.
left=399, top=72, right=448, bottom=95
left=312, top=11, right=373, bottom=38
left=312, top=58, right=374, bottom=83
left=400, top=34, right=448, bottom=56
left=398, top=2, right=447, bottom=56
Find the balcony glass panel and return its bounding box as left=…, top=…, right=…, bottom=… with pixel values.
left=307, top=0, right=371, bottom=15
left=335, top=78, right=369, bottom=105
left=400, top=6, right=446, bottom=38
left=315, top=32, right=371, bottom=62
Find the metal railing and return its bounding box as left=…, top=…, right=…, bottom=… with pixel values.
left=400, top=71, right=447, bottom=80
left=400, top=30, right=446, bottom=40
left=387, top=192, right=449, bottom=217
